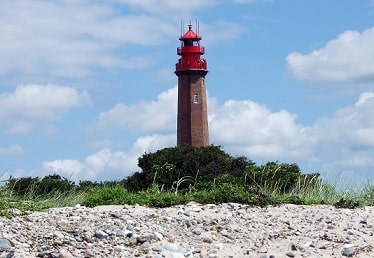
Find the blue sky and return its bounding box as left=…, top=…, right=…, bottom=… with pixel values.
left=1, top=0, right=373, bottom=184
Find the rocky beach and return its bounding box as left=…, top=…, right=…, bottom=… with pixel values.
left=0, top=202, right=373, bottom=257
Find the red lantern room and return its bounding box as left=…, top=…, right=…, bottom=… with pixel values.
left=175, top=24, right=207, bottom=71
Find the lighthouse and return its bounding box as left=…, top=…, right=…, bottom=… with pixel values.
left=175, top=24, right=209, bottom=147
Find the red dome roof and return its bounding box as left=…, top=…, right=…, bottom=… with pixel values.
left=179, top=25, right=201, bottom=41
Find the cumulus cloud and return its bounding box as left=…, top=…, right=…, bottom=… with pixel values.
left=86, top=88, right=373, bottom=182
left=42, top=151, right=128, bottom=182
left=131, top=134, right=175, bottom=153
left=0, top=1, right=248, bottom=79
left=212, top=93, right=374, bottom=184
left=286, top=27, right=374, bottom=83
left=311, top=91, right=374, bottom=154
left=9, top=87, right=374, bottom=183
left=0, top=144, right=25, bottom=156
left=43, top=159, right=85, bottom=179
left=0, top=84, right=90, bottom=134
left=93, top=87, right=177, bottom=134
left=42, top=133, right=174, bottom=182
left=312, top=92, right=374, bottom=146
left=293, top=91, right=374, bottom=182
left=0, top=1, right=175, bottom=77
left=210, top=100, right=315, bottom=159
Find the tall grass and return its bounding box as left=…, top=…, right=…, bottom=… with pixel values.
left=0, top=184, right=88, bottom=218
left=271, top=175, right=374, bottom=207
left=0, top=174, right=373, bottom=218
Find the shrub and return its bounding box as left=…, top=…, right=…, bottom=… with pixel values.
left=77, top=180, right=101, bottom=190
left=246, top=162, right=318, bottom=193
left=82, top=185, right=138, bottom=207
left=5, top=174, right=75, bottom=197
left=123, top=145, right=253, bottom=191
left=194, top=183, right=244, bottom=203
left=35, top=174, right=75, bottom=196
left=5, top=176, right=37, bottom=197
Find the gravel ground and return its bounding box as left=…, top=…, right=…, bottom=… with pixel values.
left=0, top=202, right=373, bottom=257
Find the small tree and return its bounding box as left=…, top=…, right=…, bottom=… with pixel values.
left=34, top=174, right=75, bottom=196
left=5, top=176, right=37, bottom=197
left=5, top=174, right=75, bottom=197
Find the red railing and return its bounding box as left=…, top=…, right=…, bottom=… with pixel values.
left=177, top=46, right=205, bottom=55
left=175, top=58, right=207, bottom=70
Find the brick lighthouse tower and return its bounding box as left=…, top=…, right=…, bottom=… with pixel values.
left=175, top=24, right=209, bottom=147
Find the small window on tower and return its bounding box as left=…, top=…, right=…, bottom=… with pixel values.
left=193, top=93, right=199, bottom=104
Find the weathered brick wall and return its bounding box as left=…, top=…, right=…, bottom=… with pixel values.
left=175, top=70, right=209, bottom=147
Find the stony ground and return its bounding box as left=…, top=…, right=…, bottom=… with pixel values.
left=0, top=202, right=373, bottom=257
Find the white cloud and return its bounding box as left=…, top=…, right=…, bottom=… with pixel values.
left=40, top=131, right=174, bottom=182
left=9, top=88, right=374, bottom=183
left=210, top=100, right=316, bottom=159
left=0, top=84, right=90, bottom=134
left=93, top=87, right=177, bottom=133
left=0, top=1, right=175, bottom=77
left=42, top=150, right=131, bottom=182
left=43, top=159, right=85, bottom=180
left=303, top=91, right=374, bottom=182
left=0, top=144, right=25, bottom=156
left=131, top=134, right=175, bottom=153
left=356, top=92, right=374, bottom=105
left=0, top=1, right=247, bottom=79
left=286, top=27, right=374, bottom=83
left=311, top=91, right=374, bottom=154
left=42, top=133, right=174, bottom=182
left=211, top=92, right=374, bottom=183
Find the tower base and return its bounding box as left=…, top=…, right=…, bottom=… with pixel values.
left=175, top=70, right=209, bottom=147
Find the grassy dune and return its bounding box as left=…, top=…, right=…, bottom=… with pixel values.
left=1, top=174, right=372, bottom=218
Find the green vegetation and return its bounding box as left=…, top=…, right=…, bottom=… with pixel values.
left=1, top=146, right=373, bottom=217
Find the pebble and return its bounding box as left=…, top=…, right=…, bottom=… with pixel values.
left=58, top=249, right=74, bottom=258
left=0, top=203, right=372, bottom=257
left=0, top=238, right=13, bottom=251
left=286, top=251, right=295, bottom=257
left=94, top=230, right=108, bottom=239
left=342, top=244, right=357, bottom=257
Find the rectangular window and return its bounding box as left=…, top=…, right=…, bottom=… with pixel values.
left=193, top=93, right=199, bottom=104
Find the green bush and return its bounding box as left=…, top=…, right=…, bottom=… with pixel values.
left=121, top=146, right=321, bottom=198
left=194, top=183, right=249, bottom=204
left=246, top=162, right=319, bottom=193
left=5, top=174, right=75, bottom=197
left=147, top=191, right=190, bottom=207
left=123, top=145, right=253, bottom=191
left=35, top=174, right=75, bottom=196
left=82, top=185, right=138, bottom=207
left=77, top=180, right=101, bottom=190
left=5, top=176, right=37, bottom=196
